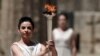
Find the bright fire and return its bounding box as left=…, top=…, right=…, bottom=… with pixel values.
left=44, top=3, right=56, bottom=13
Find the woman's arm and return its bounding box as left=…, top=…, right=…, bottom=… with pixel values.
left=11, top=45, right=23, bottom=56
left=50, top=47, right=57, bottom=56
left=71, top=33, right=77, bottom=56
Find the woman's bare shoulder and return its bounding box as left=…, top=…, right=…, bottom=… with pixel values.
left=11, top=42, right=18, bottom=49
left=11, top=43, right=20, bottom=51
left=11, top=42, right=23, bottom=56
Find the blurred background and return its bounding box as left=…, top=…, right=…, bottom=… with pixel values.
left=0, top=0, right=100, bottom=56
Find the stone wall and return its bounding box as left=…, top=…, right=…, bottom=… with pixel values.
left=0, top=0, right=100, bottom=56
left=74, top=12, right=100, bottom=55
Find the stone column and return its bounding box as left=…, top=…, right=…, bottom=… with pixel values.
left=0, top=0, right=12, bottom=56
left=0, top=0, right=24, bottom=56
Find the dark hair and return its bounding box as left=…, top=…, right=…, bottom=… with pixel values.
left=58, top=12, right=69, bottom=21
left=18, top=16, right=34, bottom=29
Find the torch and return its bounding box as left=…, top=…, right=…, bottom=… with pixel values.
left=43, top=3, right=56, bottom=40
left=43, top=3, right=56, bottom=56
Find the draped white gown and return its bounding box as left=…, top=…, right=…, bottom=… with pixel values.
left=53, top=28, right=73, bottom=56
left=10, top=42, right=42, bottom=56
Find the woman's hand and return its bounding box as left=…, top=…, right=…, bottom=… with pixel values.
left=38, top=40, right=57, bottom=56
left=46, top=40, right=56, bottom=51
left=46, top=40, right=57, bottom=56
left=39, top=45, right=49, bottom=56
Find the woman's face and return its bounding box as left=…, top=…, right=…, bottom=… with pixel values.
left=58, top=15, right=68, bottom=28
left=18, top=21, right=33, bottom=39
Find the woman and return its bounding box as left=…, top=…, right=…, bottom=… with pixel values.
left=10, top=17, right=57, bottom=56
left=52, top=12, right=77, bottom=56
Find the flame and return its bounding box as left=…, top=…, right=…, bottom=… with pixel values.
left=44, top=3, right=56, bottom=13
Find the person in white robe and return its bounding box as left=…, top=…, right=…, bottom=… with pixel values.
left=52, top=12, right=77, bottom=56
left=10, top=17, right=57, bottom=56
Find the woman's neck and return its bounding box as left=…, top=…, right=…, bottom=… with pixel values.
left=59, top=27, right=68, bottom=31
left=19, top=37, right=34, bottom=46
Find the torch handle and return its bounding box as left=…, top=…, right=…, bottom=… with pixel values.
left=47, top=18, right=52, bottom=41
